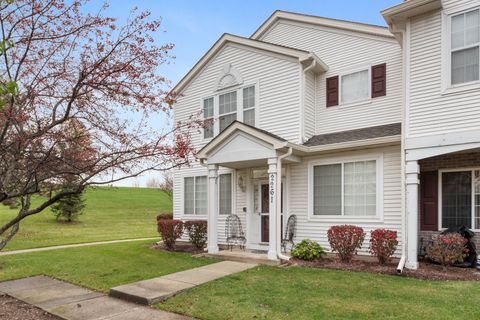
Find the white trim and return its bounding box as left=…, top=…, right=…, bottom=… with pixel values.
left=441, top=5, right=480, bottom=94
left=438, top=167, right=480, bottom=231
left=334, top=65, right=372, bottom=108
left=182, top=174, right=208, bottom=218
left=307, top=153, right=384, bottom=222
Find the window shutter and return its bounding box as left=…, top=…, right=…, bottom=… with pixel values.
left=371, top=63, right=386, bottom=98
left=420, top=171, right=438, bottom=231
left=326, top=76, right=339, bottom=107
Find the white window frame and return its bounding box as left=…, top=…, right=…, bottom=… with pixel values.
left=338, top=66, right=372, bottom=107
left=307, top=153, right=384, bottom=222
left=202, top=96, right=215, bottom=139
left=219, top=173, right=234, bottom=215
left=201, top=82, right=259, bottom=141
left=438, top=167, right=480, bottom=231
left=442, top=5, right=480, bottom=94
left=183, top=174, right=208, bottom=217
left=182, top=171, right=235, bottom=219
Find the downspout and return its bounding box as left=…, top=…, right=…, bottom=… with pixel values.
left=396, top=24, right=409, bottom=275
left=277, top=147, right=293, bottom=261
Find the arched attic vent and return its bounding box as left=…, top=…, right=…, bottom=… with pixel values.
left=215, top=63, right=243, bottom=91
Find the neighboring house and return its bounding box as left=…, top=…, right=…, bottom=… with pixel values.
left=172, top=0, right=480, bottom=270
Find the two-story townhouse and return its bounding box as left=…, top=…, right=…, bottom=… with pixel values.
left=383, top=0, right=480, bottom=270
left=172, top=11, right=404, bottom=263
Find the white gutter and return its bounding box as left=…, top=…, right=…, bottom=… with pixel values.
left=276, top=147, right=293, bottom=261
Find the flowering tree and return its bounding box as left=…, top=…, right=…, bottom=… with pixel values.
left=0, top=0, right=199, bottom=249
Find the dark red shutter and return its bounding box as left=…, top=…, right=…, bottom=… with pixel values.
left=326, top=76, right=339, bottom=107
left=371, top=63, right=386, bottom=98
left=420, top=171, right=438, bottom=231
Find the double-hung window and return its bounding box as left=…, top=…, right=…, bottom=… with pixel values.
left=311, top=158, right=380, bottom=218
left=202, top=85, right=256, bottom=138
left=450, top=8, right=480, bottom=85
left=219, top=91, right=237, bottom=132
left=242, top=86, right=255, bottom=126
left=340, top=69, right=369, bottom=105
left=441, top=169, right=480, bottom=229
left=184, top=176, right=207, bottom=215
left=203, top=98, right=214, bottom=139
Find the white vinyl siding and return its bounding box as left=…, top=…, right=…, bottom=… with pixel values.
left=184, top=176, right=207, bottom=215
left=259, top=21, right=402, bottom=135
left=292, top=146, right=401, bottom=255
left=408, top=1, right=480, bottom=138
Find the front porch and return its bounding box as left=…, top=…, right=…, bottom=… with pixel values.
left=197, top=122, right=301, bottom=261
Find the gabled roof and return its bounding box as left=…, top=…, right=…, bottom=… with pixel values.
left=382, top=0, right=442, bottom=26
left=196, top=121, right=288, bottom=160
left=251, top=10, right=395, bottom=40
left=171, top=33, right=328, bottom=95
left=304, top=123, right=401, bottom=147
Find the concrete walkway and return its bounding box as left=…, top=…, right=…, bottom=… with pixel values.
left=0, top=276, right=188, bottom=320
left=109, top=261, right=257, bottom=305
left=0, top=237, right=159, bottom=256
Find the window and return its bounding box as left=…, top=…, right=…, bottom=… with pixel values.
left=203, top=98, right=214, bottom=139
left=219, top=91, right=237, bottom=132
left=219, top=173, right=232, bottom=215
left=243, top=86, right=255, bottom=126
left=312, top=159, right=378, bottom=217
left=441, top=169, right=480, bottom=229
left=184, top=176, right=207, bottom=215
left=340, top=69, right=369, bottom=104
left=450, top=9, right=480, bottom=85
left=202, top=84, right=256, bottom=139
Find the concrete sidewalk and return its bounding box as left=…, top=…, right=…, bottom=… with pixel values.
left=0, top=276, right=189, bottom=320
left=0, top=237, right=158, bottom=256
left=109, top=261, right=257, bottom=305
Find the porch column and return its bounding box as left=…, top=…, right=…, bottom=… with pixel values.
left=405, top=160, right=420, bottom=269
left=207, top=164, right=219, bottom=254
left=267, top=157, right=278, bottom=260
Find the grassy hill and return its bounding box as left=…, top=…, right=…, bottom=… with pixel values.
left=0, top=187, right=170, bottom=251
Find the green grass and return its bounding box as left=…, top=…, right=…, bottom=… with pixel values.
left=0, top=187, right=170, bottom=251
left=157, top=266, right=480, bottom=320
left=0, top=241, right=216, bottom=292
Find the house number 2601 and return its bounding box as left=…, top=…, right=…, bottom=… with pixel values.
left=269, top=174, right=275, bottom=203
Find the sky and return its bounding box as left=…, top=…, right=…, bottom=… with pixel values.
left=90, top=0, right=400, bottom=187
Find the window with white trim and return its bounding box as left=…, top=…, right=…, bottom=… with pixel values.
left=450, top=9, right=480, bottom=85
left=242, top=86, right=255, bottom=126
left=441, top=169, right=480, bottom=229
left=203, top=98, right=214, bottom=139
left=340, top=69, right=369, bottom=104
left=184, top=176, right=207, bottom=215
left=219, top=173, right=232, bottom=215
left=202, top=85, right=256, bottom=139
left=312, top=160, right=377, bottom=217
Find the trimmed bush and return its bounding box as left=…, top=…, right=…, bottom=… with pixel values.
left=291, top=239, right=326, bottom=261
left=369, top=229, right=398, bottom=264
left=426, top=233, right=468, bottom=270
left=156, top=212, right=173, bottom=221
left=327, top=225, right=365, bottom=263
left=184, top=220, right=208, bottom=250
left=157, top=219, right=184, bottom=250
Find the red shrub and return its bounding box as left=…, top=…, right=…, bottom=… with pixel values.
left=184, top=220, right=208, bottom=250
left=369, top=229, right=398, bottom=264
left=327, top=225, right=365, bottom=262
left=157, top=219, right=184, bottom=250
left=426, top=233, right=468, bottom=270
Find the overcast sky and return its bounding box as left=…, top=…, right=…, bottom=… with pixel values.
left=93, top=0, right=400, bottom=187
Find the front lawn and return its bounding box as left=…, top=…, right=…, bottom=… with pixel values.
left=157, top=265, right=480, bottom=320
left=0, top=240, right=216, bottom=292
left=0, top=187, right=169, bottom=251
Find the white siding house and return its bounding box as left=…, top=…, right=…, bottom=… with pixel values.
left=171, top=0, right=480, bottom=270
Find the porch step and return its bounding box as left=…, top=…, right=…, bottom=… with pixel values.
left=200, top=250, right=285, bottom=266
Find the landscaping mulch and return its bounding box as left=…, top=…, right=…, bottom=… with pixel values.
left=150, top=241, right=205, bottom=254
left=290, top=256, right=480, bottom=281
left=0, top=295, right=61, bottom=320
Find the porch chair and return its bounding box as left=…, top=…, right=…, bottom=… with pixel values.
left=282, top=214, right=297, bottom=252
left=225, top=214, right=246, bottom=251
